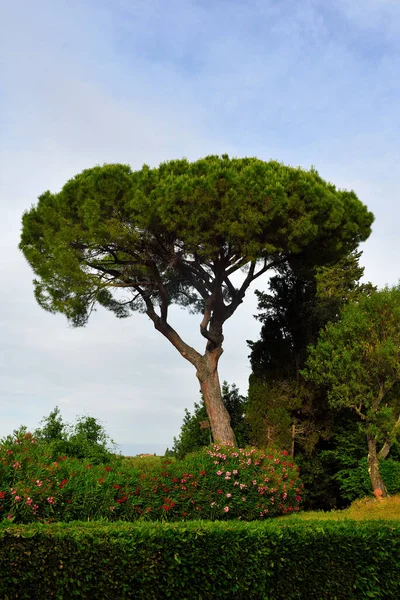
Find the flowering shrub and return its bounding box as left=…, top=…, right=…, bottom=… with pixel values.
left=0, top=433, right=302, bottom=523
left=147, top=443, right=303, bottom=520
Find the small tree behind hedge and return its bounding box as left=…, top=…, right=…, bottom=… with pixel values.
left=303, top=285, right=400, bottom=496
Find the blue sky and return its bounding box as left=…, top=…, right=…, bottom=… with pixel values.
left=1, top=0, right=399, bottom=454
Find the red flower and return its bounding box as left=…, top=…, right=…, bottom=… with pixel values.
left=98, top=478, right=104, bottom=484
left=59, top=479, right=68, bottom=489
left=200, top=470, right=206, bottom=476
left=104, top=466, right=112, bottom=472
left=113, top=484, right=120, bottom=489
left=0, top=491, right=6, bottom=499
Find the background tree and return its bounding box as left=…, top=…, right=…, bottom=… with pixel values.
left=303, top=285, right=400, bottom=496
left=247, top=251, right=374, bottom=451
left=20, top=156, right=373, bottom=443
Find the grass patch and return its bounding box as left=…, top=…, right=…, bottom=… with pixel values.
left=279, top=493, right=400, bottom=522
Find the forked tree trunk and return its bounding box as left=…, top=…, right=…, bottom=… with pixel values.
left=148, top=311, right=236, bottom=445
left=196, top=349, right=235, bottom=445
left=367, top=435, right=388, bottom=497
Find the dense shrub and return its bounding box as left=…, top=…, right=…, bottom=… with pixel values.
left=34, top=407, right=118, bottom=464
left=0, top=434, right=302, bottom=523
left=335, top=457, right=400, bottom=501
left=1, top=520, right=399, bottom=599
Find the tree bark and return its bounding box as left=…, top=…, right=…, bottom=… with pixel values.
left=367, top=435, right=388, bottom=497
left=196, top=348, right=235, bottom=445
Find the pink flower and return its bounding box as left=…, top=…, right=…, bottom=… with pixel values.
left=47, top=497, right=55, bottom=505
left=36, top=480, right=43, bottom=487
left=214, top=461, right=218, bottom=464
left=109, top=506, right=115, bottom=512
left=225, top=471, right=231, bottom=476
left=26, top=497, right=33, bottom=506
left=252, top=480, right=257, bottom=485
left=233, top=470, right=238, bottom=475
left=225, top=475, right=231, bottom=480
left=14, top=496, right=21, bottom=502
left=234, top=481, right=239, bottom=486
left=11, top=489, right=16, bottom=495
left=210, top=502, right=216, bottom=507
left=216, top=470, right=223, bottom=476
left=242, top=497, right=246, bottom=501
left=226, top=493, right=231, bottom=498
left=6, top=514, right=13, bottom=520
left=224, top=506, right=229, bottom=512
left=239, top=483, right=246, bottom=490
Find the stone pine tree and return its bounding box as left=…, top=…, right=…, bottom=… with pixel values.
left=20, top=155, right=373, bottom=443
left=303, top=285, right=400, bottom=496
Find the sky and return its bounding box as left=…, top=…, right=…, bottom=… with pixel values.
left=1, top=0, right=399, bottom=455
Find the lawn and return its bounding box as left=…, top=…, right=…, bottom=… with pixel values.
left=279, top=493, right=400, bottom=521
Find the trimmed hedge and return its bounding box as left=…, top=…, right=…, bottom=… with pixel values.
left=0, top=519, right=399, bottom=599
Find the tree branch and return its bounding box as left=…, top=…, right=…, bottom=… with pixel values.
left=143, top=297, right=203, bottom=367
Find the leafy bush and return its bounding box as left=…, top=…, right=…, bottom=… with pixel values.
left=34, top=407, right=118, bottom=464
left=1, top=520, right=399, bottom=599
left=336, top=457, right=400, bottom=501
left=0, top=435, right=302, bottom=523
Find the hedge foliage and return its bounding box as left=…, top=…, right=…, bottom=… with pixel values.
left=0, top=519, right=399, bottom=599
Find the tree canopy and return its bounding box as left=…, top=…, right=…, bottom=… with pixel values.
left=20, top=155, right=374, bottom=443
left=303, top=285, right=400, bottom=495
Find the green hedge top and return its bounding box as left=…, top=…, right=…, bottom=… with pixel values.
left=1, top=519, right=399, bottom=599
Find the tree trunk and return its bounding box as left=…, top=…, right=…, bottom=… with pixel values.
left=367, top=435, right=388, bottom=497
left=196, top=349, right=235, bottom=445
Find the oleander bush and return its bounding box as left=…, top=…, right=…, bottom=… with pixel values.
left=1, top=519, right=399, bottom=599
left=0, top=431, right=302, bottom=523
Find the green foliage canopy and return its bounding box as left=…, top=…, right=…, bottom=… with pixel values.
left=303, top=286, right=400, bottom=459
left=20, top=156, right=373, bottom=330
